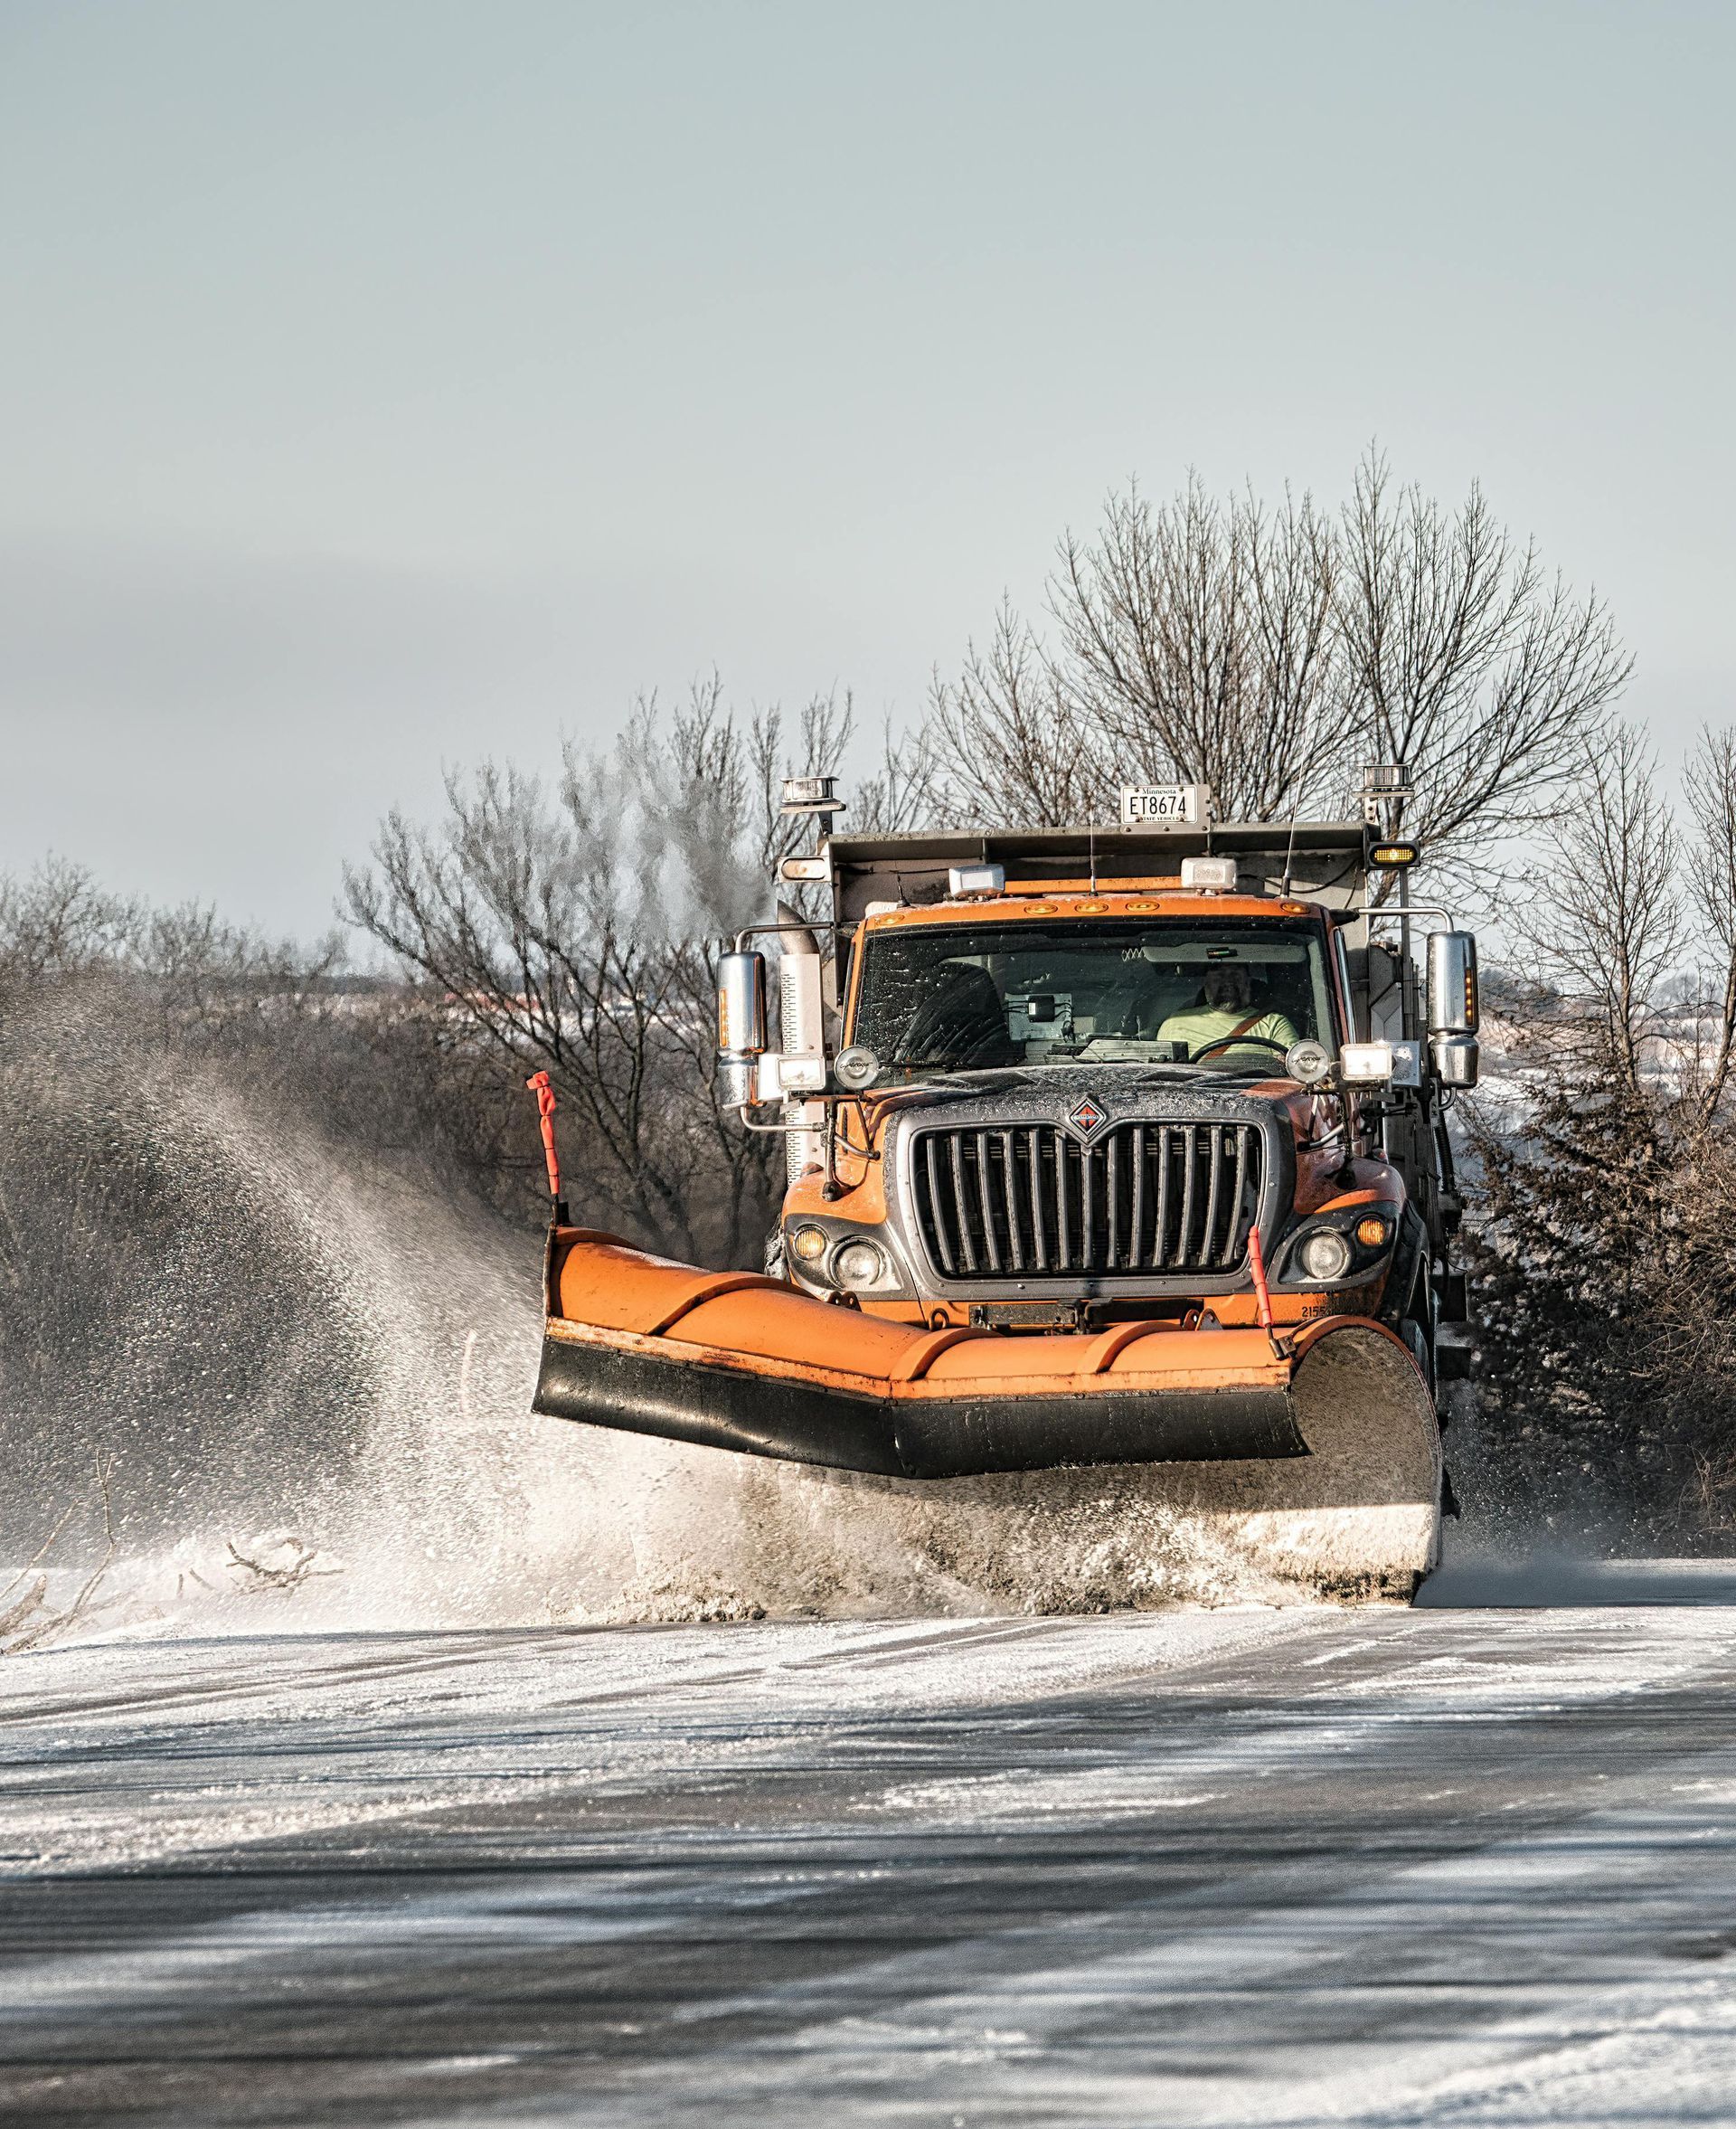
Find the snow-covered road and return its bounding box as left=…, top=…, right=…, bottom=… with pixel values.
left=5, top=1585, right=1736, bottom=2124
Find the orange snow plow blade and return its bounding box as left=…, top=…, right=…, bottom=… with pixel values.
left=532, top=1230, right=1441, bottom=1586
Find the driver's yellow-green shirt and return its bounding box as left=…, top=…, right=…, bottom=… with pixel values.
left=1156, top=1004, right=1298, bottom=1061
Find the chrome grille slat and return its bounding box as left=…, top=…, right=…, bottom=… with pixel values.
left=1220, top=1126, right=1250, bottom=1269
left=924, top=1136, right=955, bottom=1275
left=1201, top=1125, right=1224, bottom=1268
left=976, top=1130, right=1000, bottom=1273
left=1027, top=1130, right=1047, bottom=1272
left=1179, top=1125, right=1198, bottom=1265
left=1130, top=1124, right=1146, bottom=1268
left=948, top=1134, right=977, bottom=1273
left=1154, top=1126, right=1171, bottom=1269
left=1001, top=1131, right=1025, bottom=1272
left=911, top=1120, right=1262, bottom=1283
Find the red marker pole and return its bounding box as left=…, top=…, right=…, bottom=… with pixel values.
left=1247, top=1224, right=1276, bottom=1338
left=525, top=1071, right=566, bottom=1223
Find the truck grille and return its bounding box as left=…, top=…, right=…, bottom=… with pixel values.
left=910, top=1121, right=1263, bottom=1281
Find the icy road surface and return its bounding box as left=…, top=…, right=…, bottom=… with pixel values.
left=6, top=1585, right=1736, bottom=2124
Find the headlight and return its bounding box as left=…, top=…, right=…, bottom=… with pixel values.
left=1297, top=1228, right=1354, bottom=1282
left=790, top=1224, right=828, bottom=1264
left=833, top=1239, right=890, bottom=1292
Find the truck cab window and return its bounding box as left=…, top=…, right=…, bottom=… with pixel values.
left=853, top=919, right=1338, bottom=1079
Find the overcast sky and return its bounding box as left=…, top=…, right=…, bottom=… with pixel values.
left=1, top=0, right=1731, bottom=936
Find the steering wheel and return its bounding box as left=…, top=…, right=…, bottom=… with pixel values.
left=1192, top=1033, right=1292, bottom=1062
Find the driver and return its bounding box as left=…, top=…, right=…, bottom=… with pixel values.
left=1156, top=963, right=1297, bottom=1063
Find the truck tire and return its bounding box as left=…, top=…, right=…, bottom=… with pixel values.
left=1398, top=1259, right=1437, bottom=1398
left=1400, top=1314, right=1435, bottom=1398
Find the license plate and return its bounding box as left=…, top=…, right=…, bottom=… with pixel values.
left=1120, top=784, right=1196, bottom=826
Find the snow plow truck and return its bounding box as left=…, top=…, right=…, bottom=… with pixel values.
left=532, top=770, right=1479, bottom=1594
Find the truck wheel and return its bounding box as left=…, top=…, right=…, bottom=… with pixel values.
left=1399, top=1315, right=1435, bottom=1397
left=1395, top=1252, right=1439, bottom=1396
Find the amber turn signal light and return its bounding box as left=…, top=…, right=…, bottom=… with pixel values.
left=1354, top=1215, right=1390, bottom=1248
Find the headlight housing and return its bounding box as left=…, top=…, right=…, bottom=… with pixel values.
left=781, top=1216, right=912, bottom=1298
left=1297, top=1228, right=1353, bottom=1282
left=1277, top=1206, right=1400, bottom=1289
left=833, top=1239, right=891, bottom=1292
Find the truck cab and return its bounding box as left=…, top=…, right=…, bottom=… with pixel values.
left=724, top=800, right=1478, bottom=1387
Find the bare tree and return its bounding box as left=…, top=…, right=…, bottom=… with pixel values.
left=1334, top=451, right=1631, bottom=885
left=1685, top=724, right=1736, bottom=1121
left=1461, top=723, right=1736, bottom=1537
left=1507, top=722, right=1681, bottom=1096
left=925, top=454, right=1630, bottom=888
left=0, top=857, right=140, bottom=984
left=345, top=756, right=711, bottom=1255
left=1048, top=478, right=1344, bottom=822
left=854, top=712, right=946, bottom=836
left=927, top=601, right=1113, bottom=828
left=343, top=681, right=857, bottom=1263
left=634, top=680, right=858, bottom=1250
left=925, top=478, right=1348, bottom=828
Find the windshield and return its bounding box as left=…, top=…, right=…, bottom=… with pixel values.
left=851, top=918, right=1337, bottom=1078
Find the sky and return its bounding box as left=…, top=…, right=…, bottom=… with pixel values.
left=0, top=0, right=1731, bottom=938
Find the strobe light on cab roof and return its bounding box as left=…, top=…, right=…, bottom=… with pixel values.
left=947, top=862, right=1005, bottom=900
left=779, top=775, right=845, bottom=846
left=1179, top=856, right=1239, bottom=893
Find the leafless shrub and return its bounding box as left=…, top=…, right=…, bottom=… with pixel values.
left=0, top=857, right=141, bottom=984
left=1, top=1452, right=117, bottom=1655
left=224, top=1533, right=343, bottom=1593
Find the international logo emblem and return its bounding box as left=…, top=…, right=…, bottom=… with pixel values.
left=1068, top=1094, right=1109, bottom=1139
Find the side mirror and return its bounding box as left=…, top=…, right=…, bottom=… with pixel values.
left=1427, top=931, right=1479, bottom=1035
left=716, top=950, right=768, bottom=1104
left=1433, top=1033, right=1480, bottom=1088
